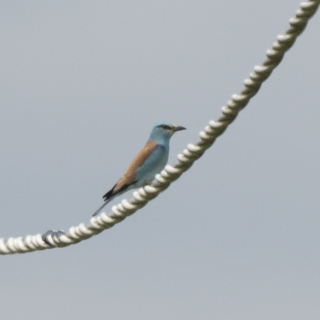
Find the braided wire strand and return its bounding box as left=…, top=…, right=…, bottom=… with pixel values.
left=1, top=0, right=319, bottom=255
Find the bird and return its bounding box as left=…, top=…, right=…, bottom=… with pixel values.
left=92, top=122, right=186, bottom=216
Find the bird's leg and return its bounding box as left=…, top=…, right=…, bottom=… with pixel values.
left=142, top=180, right=152, bottom=186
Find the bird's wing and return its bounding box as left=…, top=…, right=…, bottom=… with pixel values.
left=135, top=144, right=167, bottom=180
left=104, top=141, right=158, bottom=199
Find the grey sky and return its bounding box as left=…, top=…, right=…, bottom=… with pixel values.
left=1, top=1, right=320, bottom=319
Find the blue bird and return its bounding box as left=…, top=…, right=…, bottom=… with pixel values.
left=92, top=122, right=186, bottom=216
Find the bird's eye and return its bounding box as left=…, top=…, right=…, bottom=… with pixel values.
left=161, top=125, right=170, bottom=130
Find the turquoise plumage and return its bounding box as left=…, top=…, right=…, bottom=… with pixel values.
left=92, top=122, right=186, bottom=216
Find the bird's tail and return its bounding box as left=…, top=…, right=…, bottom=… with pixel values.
left=92, top=198, right=112, bottom=216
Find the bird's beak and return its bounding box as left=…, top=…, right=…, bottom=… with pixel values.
left=172, top=125, right=186, bottom=132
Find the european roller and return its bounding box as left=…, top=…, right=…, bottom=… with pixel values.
left=92, top=122, right=186, bottom=216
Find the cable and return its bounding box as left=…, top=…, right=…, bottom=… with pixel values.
left=0, top=0, right=319, bottom=255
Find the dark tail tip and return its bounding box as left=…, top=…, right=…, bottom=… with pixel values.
left=103, top=186, right=115, bottom=201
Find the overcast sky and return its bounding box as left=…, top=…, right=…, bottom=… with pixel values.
left=1, top=1, right=320, bottom=319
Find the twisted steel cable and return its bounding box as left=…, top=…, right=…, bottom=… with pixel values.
left=0, top=0, right=319, bottom=255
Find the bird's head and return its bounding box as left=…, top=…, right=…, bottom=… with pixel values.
left=149, top=122, right=186, bottom=143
